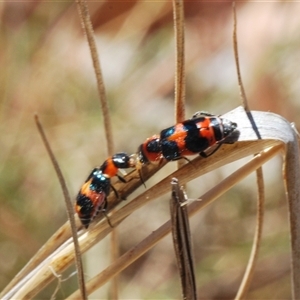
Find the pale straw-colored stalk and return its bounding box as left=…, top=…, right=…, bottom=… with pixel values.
left=2, top=106, right=300, bottom=299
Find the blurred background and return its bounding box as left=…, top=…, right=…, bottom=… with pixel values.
left=0, top=1, right=299, bottom=298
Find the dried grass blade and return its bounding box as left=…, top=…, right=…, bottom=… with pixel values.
left=170, top=178, right=197, bottom=300
left=172, top=0, right=185, bottom=122
left=233, top=6, right=266, bottom=298
left=3, top=107, right=299, bottom=298
left=0, top=222, right=75, bottom=297
left=232, top=2, right=249, bottom=111
left=1, top=161, right=166, bottom=298
left=66, top=145, right=282, bottom=298
left=34, top=115, right=87, bottom=300
left=235, top=167, right=265, bottom=300
left=76, top=0, right=114, bottom=155
left=284, top=132, right=300, bottom=299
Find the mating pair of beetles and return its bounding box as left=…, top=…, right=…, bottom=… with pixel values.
left=75, top=112, right=238, bottom=228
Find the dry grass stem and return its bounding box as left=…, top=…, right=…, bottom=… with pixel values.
left=1, top=161, right=167, bottom=299
left=75, top=1, right=118, bottom=298
left=3, top=107, right=299, bottom=298
left=75, top=0, right=114, bottom=155
left=232, top=2, right=249, bottom=111
left=170, top=178, right=197, bottom=300
left=34, top=115, right=87, bottom=300
left=172, top=0, right=185, bottom=122
left=172, top=0, right=186, bottom=172
left=284, top=132, right=300, bottom=299
left=0, top=222, right=76, bottom=297
left=232, top=5, right=264, bottom=298
left=235, top=167, right=265, bottom=300
left=66, top=144, right=282, bottom=298
left=109, top=222, right=119, bottom=300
